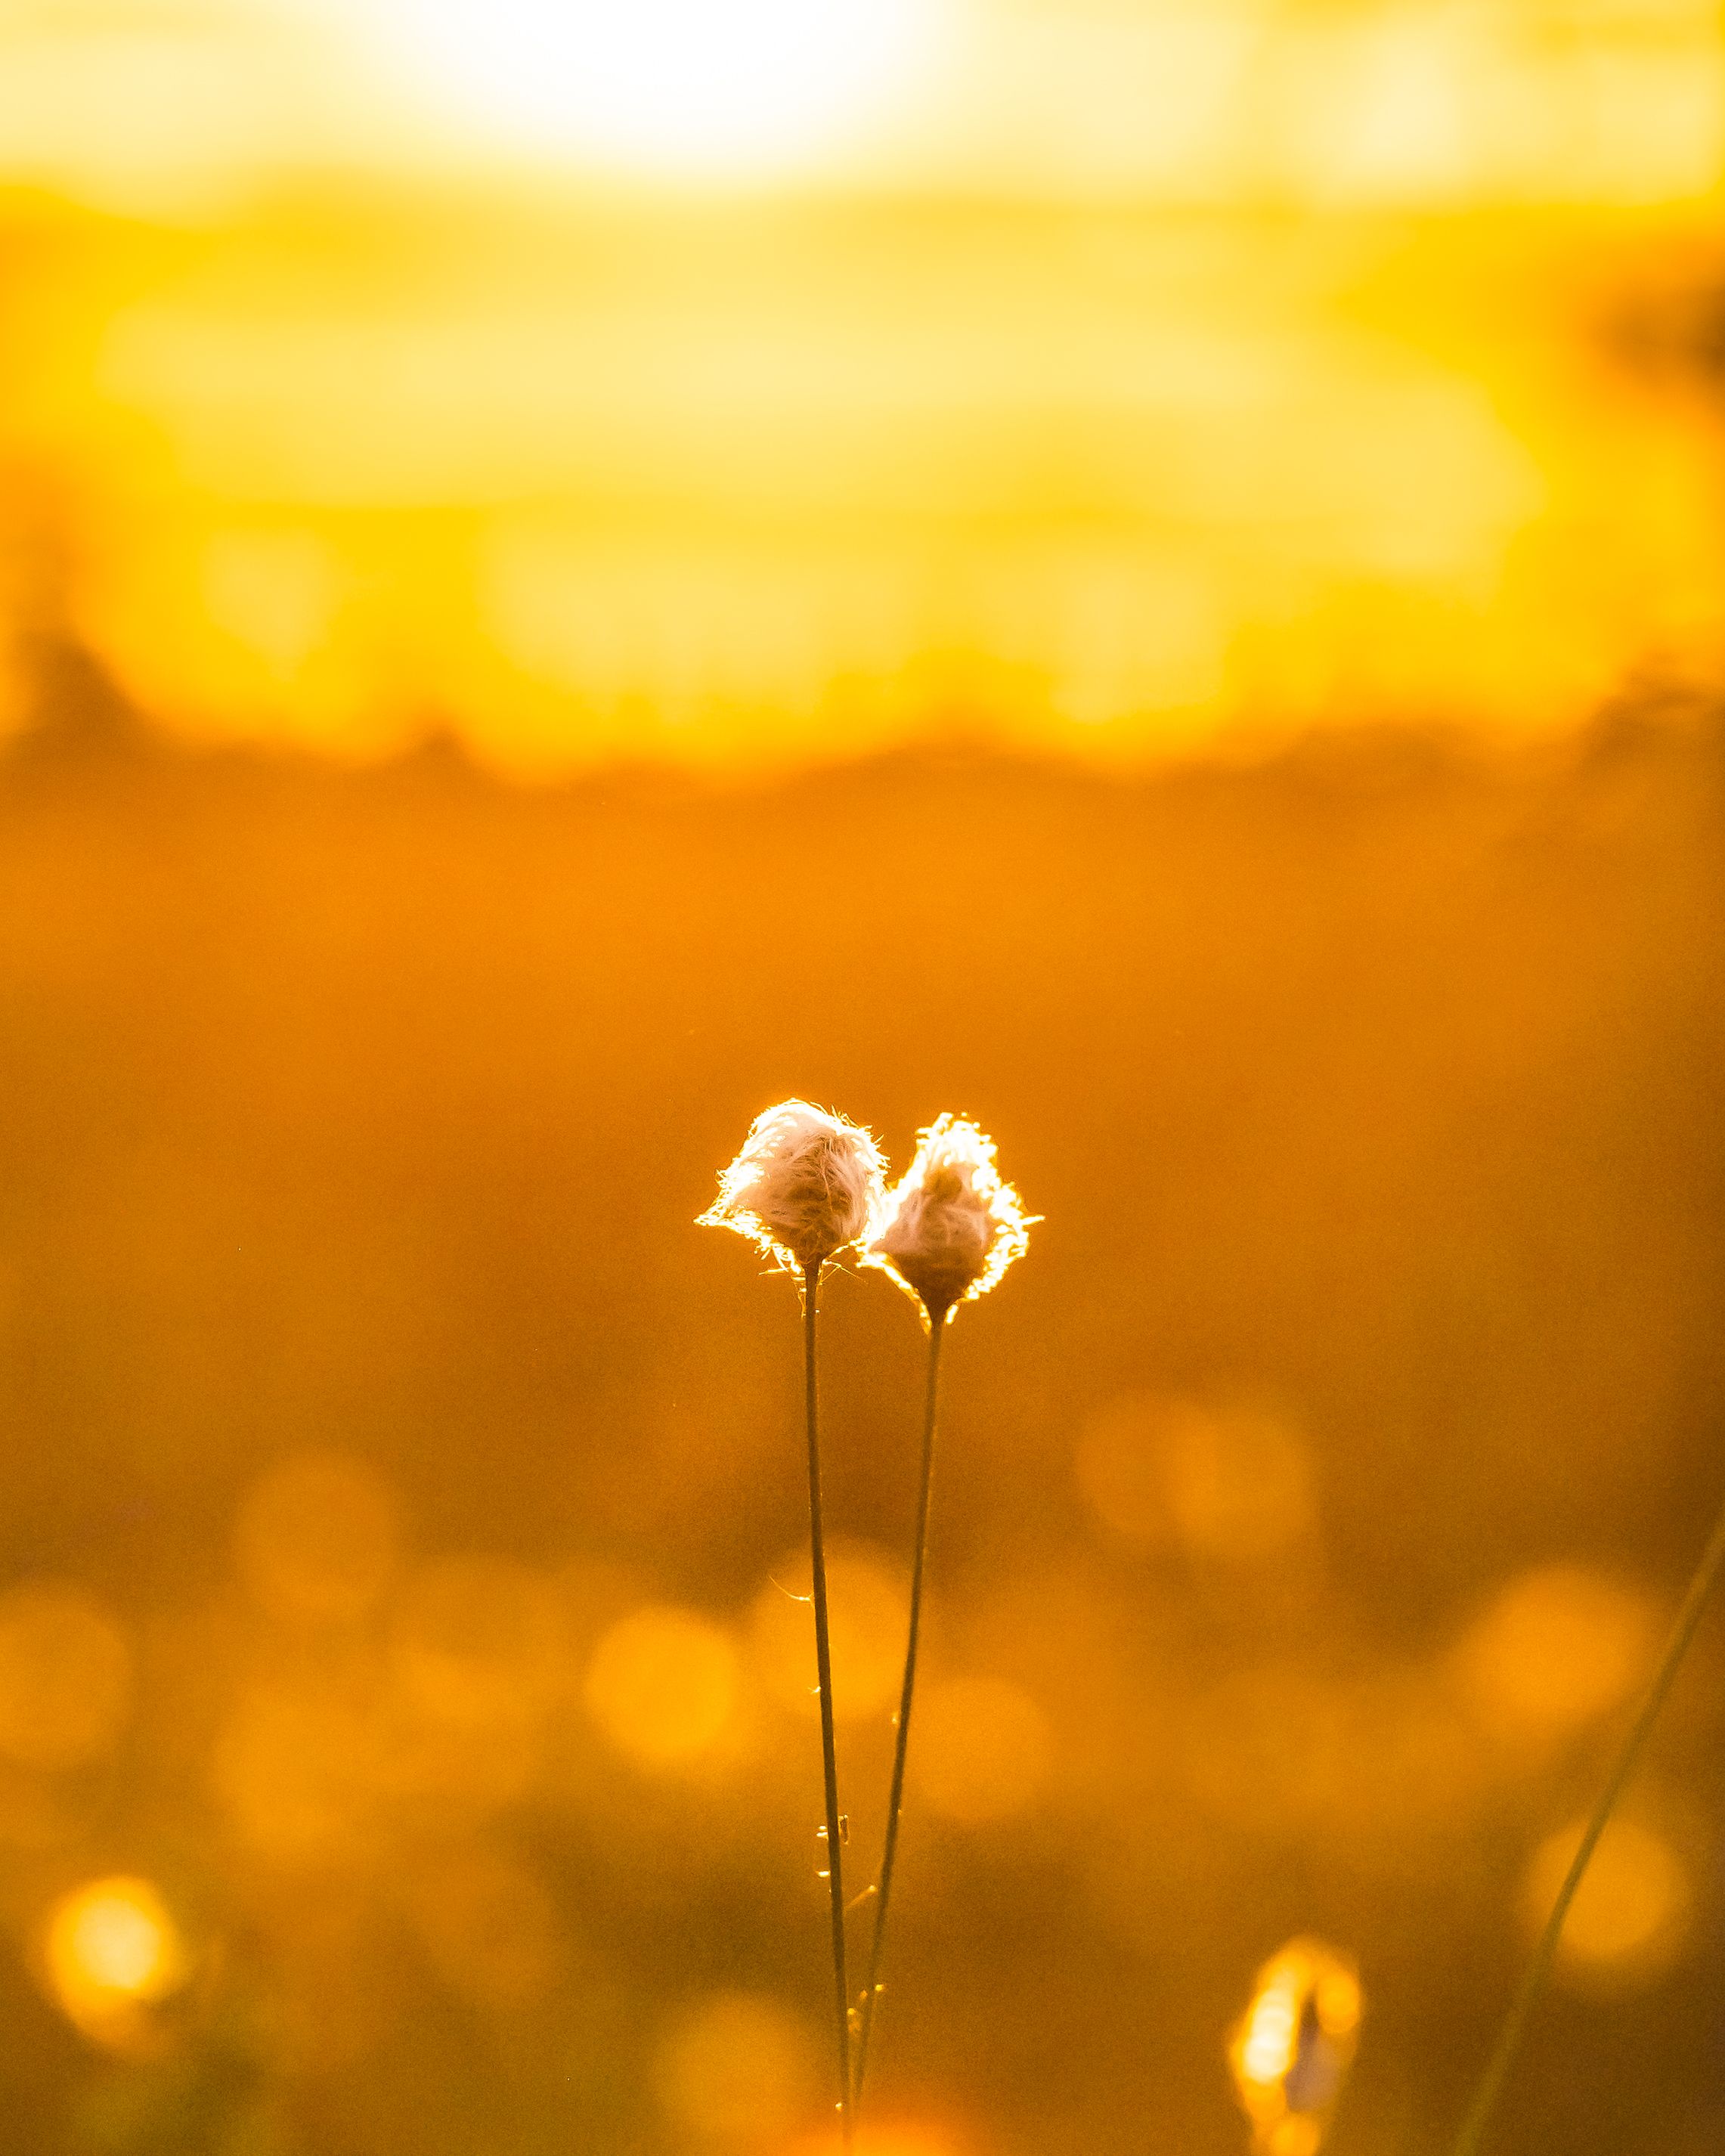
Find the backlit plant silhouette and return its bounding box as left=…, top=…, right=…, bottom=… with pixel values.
left=699, top=1103, right=1031, bottom=2140
left=700, top=1099, right=886, bottom=2149
left=853, top=1114, right=1030, bottom=2108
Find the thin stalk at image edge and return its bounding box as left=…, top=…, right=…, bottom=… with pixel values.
left=1450, top=1484, right=1725, bottom=2156
left=853, top=1311, right=946, bottom=2108
left=804, top=1260, right=853, bottom=2151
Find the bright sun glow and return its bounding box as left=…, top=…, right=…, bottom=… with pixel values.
left=359, top=0, right=940, bottom=175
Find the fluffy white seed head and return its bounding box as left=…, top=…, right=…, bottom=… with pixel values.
left=865, top=1114, right=1030, bottom=1324
left=699, top=1099, right=886, bottom=1275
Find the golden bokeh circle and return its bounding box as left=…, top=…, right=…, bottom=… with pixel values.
left=584, top=1605, right=740, bottom=1769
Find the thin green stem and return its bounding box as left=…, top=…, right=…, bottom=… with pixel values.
left=1450, top=1483, right=1725, bottom=2156
left=803, top=1261, right=853, bottom=2153
left=853, top=1311, right=946, bottom=2109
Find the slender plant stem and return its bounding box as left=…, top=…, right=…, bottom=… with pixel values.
left=803, top=1261, right=853, bottom=2152
left=853, top=1311, right=946, bottom=2108
left=1450, top=1484, right=1725, bottom=2156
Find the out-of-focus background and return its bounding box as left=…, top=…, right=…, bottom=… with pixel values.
left=1, top=4, right=1723, bottom=2154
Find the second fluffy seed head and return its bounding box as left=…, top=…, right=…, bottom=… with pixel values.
left=866, top=1114, right=1030, bottom=1324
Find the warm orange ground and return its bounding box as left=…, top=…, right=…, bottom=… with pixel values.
left=0, top=674, right=1718, bottom=2155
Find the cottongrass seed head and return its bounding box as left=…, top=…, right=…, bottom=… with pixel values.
left=866, top=1113, right=1031, bottom=1324
left=699, top=1098, right=887, bottom=1275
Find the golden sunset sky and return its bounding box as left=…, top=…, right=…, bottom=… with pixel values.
left=1, top=0, right=1721, bottom=771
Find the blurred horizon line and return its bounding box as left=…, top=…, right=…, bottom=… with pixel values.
left=6, top=612, right=1718, bottom=797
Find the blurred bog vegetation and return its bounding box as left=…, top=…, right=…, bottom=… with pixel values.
left=0, top=624, right=1718, bottom=2156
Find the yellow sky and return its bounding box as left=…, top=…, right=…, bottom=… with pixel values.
left=3, top=0, right=1721, bottom=209
left=2, top=2, right=1723, bottom=771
